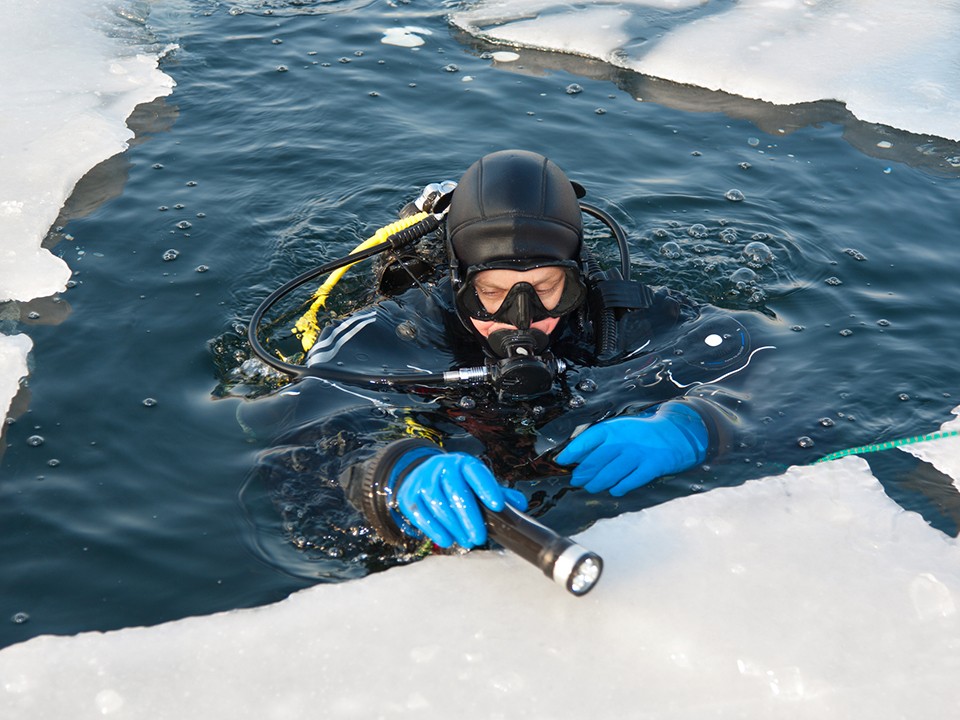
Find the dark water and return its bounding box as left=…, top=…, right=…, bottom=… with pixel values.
left=3, top=0, right=960, bottom=649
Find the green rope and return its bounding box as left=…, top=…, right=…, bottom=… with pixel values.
left=812, top=429, right=960, bottom=464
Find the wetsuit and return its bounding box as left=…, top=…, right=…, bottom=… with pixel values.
left=240, top=275, right=772, bottom=566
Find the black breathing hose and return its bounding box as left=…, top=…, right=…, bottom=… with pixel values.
left=246, top=214, right=442, bottom=383
left=579, top=202, right=631, bottom=360
left=580, top=202, right=631, bottom=281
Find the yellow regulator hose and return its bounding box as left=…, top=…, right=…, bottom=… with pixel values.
left=292, top=212, right=429, bottom=351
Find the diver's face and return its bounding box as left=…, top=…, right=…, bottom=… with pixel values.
left=468, top=266, right=566, bottom=338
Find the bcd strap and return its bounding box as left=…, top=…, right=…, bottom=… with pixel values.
left=589, top=277, right=655, bottom=317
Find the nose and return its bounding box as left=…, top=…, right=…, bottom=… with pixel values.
left=513, top=290, right=532, bottom=330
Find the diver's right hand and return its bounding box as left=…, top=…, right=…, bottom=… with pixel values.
left=396, top=452, right=527, bottom=549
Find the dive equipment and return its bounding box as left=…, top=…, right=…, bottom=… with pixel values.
left=247, top=182, right=642, bottom=390
left=455, top=261, right=587, bottom=325
left=360, top=438, right=603, bottom=596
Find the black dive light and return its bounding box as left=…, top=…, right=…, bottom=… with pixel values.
left=359, top=441, right=603, bottom=596
left=480, top=504, right=603, bottom=596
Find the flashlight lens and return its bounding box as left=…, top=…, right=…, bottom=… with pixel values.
left=568, top=555, right=602, bottom=595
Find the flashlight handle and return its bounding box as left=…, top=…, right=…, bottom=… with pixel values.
left=481, top=504, right=603, bottom=595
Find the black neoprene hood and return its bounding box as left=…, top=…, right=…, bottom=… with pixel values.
left=446, top=150, right=584, bottom=273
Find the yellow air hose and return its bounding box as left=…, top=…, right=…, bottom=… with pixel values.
left=292, top=211, right=429, bottom=351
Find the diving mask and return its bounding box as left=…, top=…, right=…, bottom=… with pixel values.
left=455, top=261, right=586, bottom=330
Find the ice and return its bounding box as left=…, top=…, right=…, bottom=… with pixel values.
left=2, top=453, right=959, bottom=718
left=0, top=1, right=174, bottom=304
left=900, top=408, right=960, bottom=491
left=452, top=0, right=960, bottom=142
left=0, top=0, right=174, bottom=434
left=0, top=333, right=31, bottom=425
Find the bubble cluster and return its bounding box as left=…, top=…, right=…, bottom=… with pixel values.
left=162, top=249, right=179, bottom=261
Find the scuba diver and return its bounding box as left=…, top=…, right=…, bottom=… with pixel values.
left=244, top=149, right=772, bottom=567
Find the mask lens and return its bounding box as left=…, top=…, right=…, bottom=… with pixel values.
left=457, top=263, right=586, bottom=325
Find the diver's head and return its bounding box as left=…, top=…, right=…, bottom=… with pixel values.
left=446, top=150, right=587, bottom=355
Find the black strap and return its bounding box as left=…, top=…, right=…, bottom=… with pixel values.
left=589, top=278, right=655, bottom=313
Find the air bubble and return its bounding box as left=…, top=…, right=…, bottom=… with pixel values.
left=568, top=395, right=586, bottom=408
left=176, top=221, right=192, bottom=230
left=797, top=436, right=815, bottom=448
left=143, top=398, right=158, bottom=407
left=577, top=378, right=597, bottom=393
left=565, top=84, right=583, bottom=95
left=11, top=612, right=29, bottom=624
left=839, top=329, right=853, bottom=336
left=825, top=277, right=843, bottom=286
left=898, top=393, right=910, bottom=401
left=162, top=249, right=179, bottom=261
left=719, top=228, right=738, bottom=244
left=443, top=64, right=460, bottom=73
left=724, top=189, right=745, bottom=202
left=819, top=418, right=835, bottom=427
left=742, top=241, right=774, bottom=267
left=843, top=248, right=868, bottom=261
left=26, top=435, right=44, bottom=447
left=660, top=241, right=683, bottom=259
left=738, top=162, right=752, bottom=170
left=877, top=319, right=890, bottom=327
left=196, top=265, right=209, bottom=273
left=458, top=396, right=476, bottom=410
left=687, top=224, right=708, bottom=239
left=729, top=267, right=757, bottom=288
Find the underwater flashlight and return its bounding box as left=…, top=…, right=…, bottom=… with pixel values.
left=359, top=440, right=603, bottom=597
left=481, top=504, right=603, bottom=596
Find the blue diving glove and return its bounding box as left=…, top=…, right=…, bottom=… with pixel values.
left=554, top=402, right=709, bottom=497
left=396, top=452, right=528, bottom=549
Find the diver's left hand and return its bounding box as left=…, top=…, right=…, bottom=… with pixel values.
left=555, top=403, right=709, bottom=496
